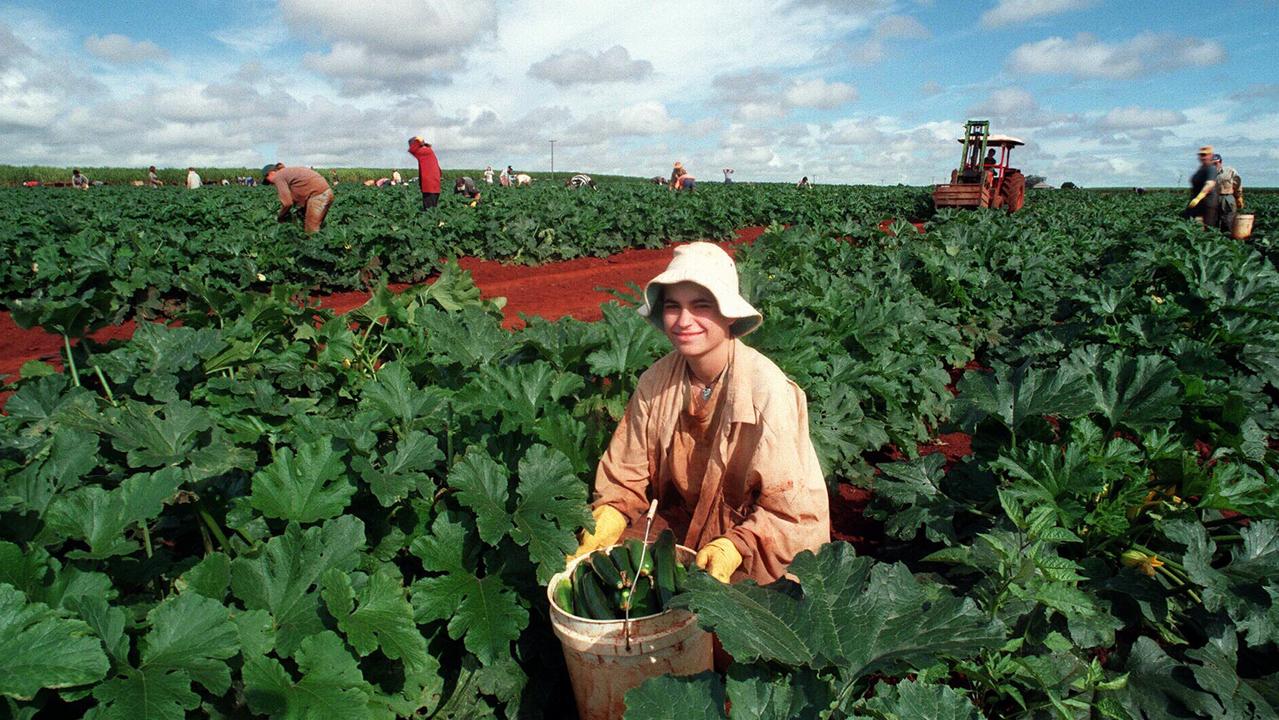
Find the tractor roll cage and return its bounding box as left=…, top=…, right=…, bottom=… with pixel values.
left=956, top=119, right=1024, bottom=206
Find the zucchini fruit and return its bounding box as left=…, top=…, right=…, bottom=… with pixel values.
left=555, top=537, right=691, bottom=620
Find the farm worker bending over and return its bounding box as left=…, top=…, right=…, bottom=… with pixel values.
left=262, top=163, right=334, bottom=234
left=670, top=162, right=695, bottom=191
left=186, top=167, right=202, bottom=190
left=408, top=136, right=442, bottom=210
left=566, top=173, right=596, bottom=189
left=573, top=243, right=830, bottom=584
left=72, top=168, right=89, bottom=190
left=453, top=176, right=481, bottom=206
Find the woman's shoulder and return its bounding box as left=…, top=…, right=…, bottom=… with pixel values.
left=736, top=343, right=806, bottom=409
left=635, top=351, right=682, bottom=394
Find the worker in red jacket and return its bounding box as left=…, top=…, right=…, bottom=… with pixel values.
left=408, top=136, right=441, bottom=210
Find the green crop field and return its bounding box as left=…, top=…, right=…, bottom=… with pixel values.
left=1, top=185, right=1277, bottom=719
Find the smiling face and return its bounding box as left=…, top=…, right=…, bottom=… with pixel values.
left=661, top=282, right=734, bottom=359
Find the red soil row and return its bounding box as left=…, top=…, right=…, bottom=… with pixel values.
left=0, top=227, right=767, bottom=388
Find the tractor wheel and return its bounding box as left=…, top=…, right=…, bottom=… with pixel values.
left=1002, top=171, right=1025, bottom=212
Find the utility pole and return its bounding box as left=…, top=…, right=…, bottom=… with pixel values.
left=549, top=139, right=556, bottom=180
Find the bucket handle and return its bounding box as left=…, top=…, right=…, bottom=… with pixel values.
left=625, top=499, right=660, bottom=650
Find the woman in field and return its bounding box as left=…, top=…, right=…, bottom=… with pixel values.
left=573, top=243, right=830, bottom=584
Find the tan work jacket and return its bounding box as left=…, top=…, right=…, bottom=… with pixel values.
left=593, top=340, right=831, bottom=583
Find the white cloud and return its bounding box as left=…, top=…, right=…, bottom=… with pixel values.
left=786, top=0, right=891, bottom=12
left=528, top=45, right=653, bottom=87
left=84, top=33, right=168, bottom=64
left=303, top=42, right=464, bottom=93
left=571, top=101, right=680, bottom=140
left=713, top=71, right=855, bottom=118
left=920, top=80, right=944, bottom=97
left=1008, top=32, right=1226, bottom=79
left=829, top=13, right=929, bottom=66
left=212, top=24, right=288, bottom=55
left=846, top=39, right=885, bottom=65
left=784, top=78, right=858, bottom=109
left=279, top=0, right=497, bottom=93
left=980, top=0, right=1094, bottom=27
left=976, top=87, right=1037, bottom=116
left=712, top=68, right=784, bottom=105
left=968, top=87, right=1075, bottom=132
left=876, top=15, right=930, bottom=39
left=1097, top=106, right=1187, bottom=130
left=825, top=118, right=884, bottom=145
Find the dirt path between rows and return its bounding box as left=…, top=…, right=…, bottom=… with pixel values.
left=0, top=227, right=768, bottom=388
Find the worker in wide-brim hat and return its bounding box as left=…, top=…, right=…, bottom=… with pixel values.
left=572, top=242, right=830, bottom=584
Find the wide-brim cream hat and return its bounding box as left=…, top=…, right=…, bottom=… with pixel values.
left=637, top=242, right=763, bottom=337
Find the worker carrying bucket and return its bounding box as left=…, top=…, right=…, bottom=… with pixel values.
left=571, top=242, right=831, bottom=583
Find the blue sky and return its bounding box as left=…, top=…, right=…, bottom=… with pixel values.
left=1, top=0, right=1275, bottom=186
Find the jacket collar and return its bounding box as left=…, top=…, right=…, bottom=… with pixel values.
left=702, top=339, right=757, bottom=426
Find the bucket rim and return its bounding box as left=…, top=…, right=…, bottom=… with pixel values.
left=547, top=543, right=696, bottom=625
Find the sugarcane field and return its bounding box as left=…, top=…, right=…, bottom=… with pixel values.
left=1, top=2, right=1277, bottom=719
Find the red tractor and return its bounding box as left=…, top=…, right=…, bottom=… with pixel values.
left=933, top=120, right=1026, bottom=213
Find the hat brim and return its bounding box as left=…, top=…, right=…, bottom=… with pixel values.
left=637, top=278, right=763, bottom=338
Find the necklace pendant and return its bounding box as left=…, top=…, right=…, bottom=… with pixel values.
left=701, top=386, right=713, bottom=401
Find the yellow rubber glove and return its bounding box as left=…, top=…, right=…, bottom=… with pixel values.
left=570, top=505, right=626, bottom=560
left=1188, top=195, right=1202, bottom=208
left=695, top=537, right=743, bottom=584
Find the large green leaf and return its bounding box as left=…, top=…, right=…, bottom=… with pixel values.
left=352, top=430, right=444, bottom=507
left=44, top=467, right=183, bottom=559
left=623, top=672, right=727, bottom=720
left=359, top=361, right=450, bottom=431
left=678, top=543, right=1003, bottom=677
left=857, top=679, right=987, bottom=719
left=419, top=305, right=511, bottom=368
left=1167, top=519, right=1279, bottom=646
left=447, top=448, right=511, bottom=546
left=250, top=440, right=355, bottom=524
left=85, top=592, right=239, bottom=720
left=724, top=665, right=834, bottom=720
left=321, top=565, right=429, bottom=667
left=409, top=513, right=528, bottom=666
left=586, top=303, right=665, bottom=378
left=85, top=668, right=199, bottom=720
left=511, top=445, right=593, bottom=583
left=871, top=454, right=958, bottom=543
left=460, top=361, right=585, bottom=434
left=1076, top=351, right=1182, bottom=431
left=955, top=361, right=1092, bottom=434
left=0, top=428, right=98, bottom=514
left=1117, top=637, right=1226, bottom=719
left=100, top=400, right=213, bottom=468
left=0, top=583, right=109, bottom=700
left=230, top=517, right=365, bottom=657
left=241, top=630, right=385, bottom=719
left=2, top=374, right=96, bottom=440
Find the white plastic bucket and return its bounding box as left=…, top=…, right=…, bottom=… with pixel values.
left=547, top=545, right=712, bottom=720
left=1233, top=213, right=1254, bottom=240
